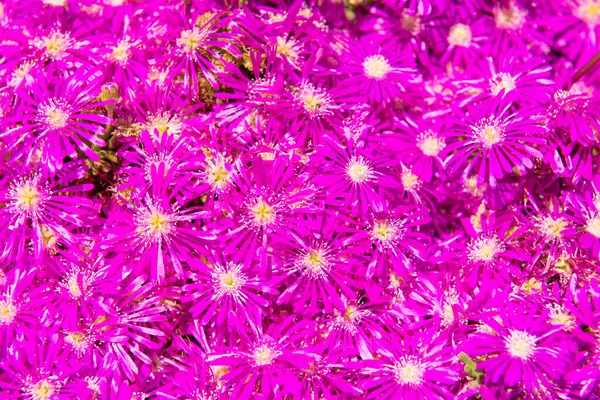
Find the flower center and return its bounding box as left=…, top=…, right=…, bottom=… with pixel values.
left=9, top=61, right=35, bottom=88
left=417, top=130, right=446, bottom=157
left=362, top=55, right=391, bottom=80
left=575, top=0, right=600, bottom=25
left=473, top=120, right=505, bottom=148
left=111, top=40, right=131, bottom=64
left=372, top=221, right=397, bottom=243
left=505, top=330, right=537, bottom=360
left=347, top=159, right=372, bottom=183
left=494, top=3, right=527, bottom=30
left=468, top=236, right=504, bottom=262
left=207, top=162, right=231, bottom=189
left=448, top=23, right=472, bottom=47
left=250, top=198, right=276, bottom=227
left=253, top=344, right=281, bottom=366
left=401, top=170, right=421, bottom=192
left=276, top=36, right=300, bottom=62
left=66, top=331, right=90, bottom=354
left=301, top=249, right=328, bottom=277
left=67, top=274, right=83, bottom=298
left=14, top=181, right=41, bottom=211
left=539, top=217, right=568, bottom=238
left=400, top=9, right=421, bottom=35
left=394, top=357, right=425, bottom=386
left=146, top=211, right=171, bottom=235
left=0, top=300, right=17, bottom=325
left=146, top=112, right=183, bottom=137
left=39, top=99, right=71, bottom=130
left=549, top=306, right=575, bottom=330
left=177, top=29, right=205, bottom=53
left=217, top=267, right=246, bottom=296
left=296, top=83, right=332, bottom=117
left=41, top=31, right=71, bottom=59
left=29, top=379, right=57, bottom=400
left=586, top=217, right=600, bottom=238
left=489, top=72, right=516, bottom=96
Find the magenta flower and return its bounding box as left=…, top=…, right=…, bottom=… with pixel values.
left=445, top=95, right=547, bottom=188
left=1, top=68, right=113, bottom=171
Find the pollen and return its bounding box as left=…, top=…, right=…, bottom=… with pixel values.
left=300, top=248, right=329, bottom=278
left=176, top=29, right=206, bottom=53
left=206, top=161, right=231, bottom=190
left=250, top=198, right=276, bottom=227
left=276, top=36, right=300, bottom=64
left=400, top=9, right=422, bottom=36
left=135, top=204, right=174, bottom=241
left=39, top=31, right=72, bottom=59
left=549, top=305, right=576, bottom=330
left=575, top=0, right=600, bottom=26
left=505, top=329, right=537, bottom=360
left=586, top=217, right=600, bottom=238
left=347, top=158, right=373, bottom=183
left=468, top=235, right=504, bottom=262
left=65, top=331, right=91, bottom=354
left=362, top=54, right=391, bottom=80
left=371, top=220, right=401, bottom=245
left=38, top=99, right=72, bottom=130
left=448, top=23, right=472, bottom=47
left=29, top=379, right=57, bottom=400
left=253, top=344, right=282, bottom=366
left=9, top=61, right=35, bottom=88
left=13, top=181, right=42, bottom=211
left=215, top=265, right=247, bottom=297
left=0, top=300, right=17, bottom=325
left=417, top=130, right=446, bottom=157
left=295, top=82, right=333, bottom=118
left=393, top=357, right=425, bottom=386
left=145, top=112, right=183, bottom=137
left=146, top=211, right=171, bottom=235
left=401, top=169, right=421, bottom=192
left=494, top=2, right=527, bottom=30
left=472, top=119, right=505, bottom=148
left=489, top=72, right=517, bottom=96
left=111, top=40, right=132, bottom=64
left=538, top=216, right=568, bottom=238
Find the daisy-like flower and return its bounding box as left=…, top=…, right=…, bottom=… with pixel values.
left=116, top=129, right=205, bottom=201
left=1, top=68, right=113, bottom=171
left=312, top=134, right=389, bottom=215
left=166, top=10, right=242, bottom=93
left=337, top=39, right=419, bottom=104
left=466, top=300, right=567, bottom=393
left=566, top=183, right=600, bottom=258
left=0, top=164, right=96, bottom=264
left=206, top=317, right=318, bottom=399
left=183, top=255, right=277, bottom=340
left=105, top=194, right=217, bottom=283
left=445, top=95, right=547, bottom=188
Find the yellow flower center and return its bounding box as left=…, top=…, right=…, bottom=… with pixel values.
left=0, top=300, right=17, bottom=325
left=14, top=182, right=41, bottom=211
left=42, top=31, right=70, bottom=59
left=207, top=163, right=231, bottom=189
left=146, top=211, right=171, bottom=235
left=473, top=121, right=504, bottom=148
left=250, top=199, right=276, bottom=227
left=401, top=170, right=420, bottom=192
left=218, top=270, right=244, bottom=295
left=586, top=217, right=600, bottom=238
left=468, top=236, right=503, bottom=262
left=417, top=130, right=446, bottom=157
left=448, top=23, right=472, bottom=47
left=111, top=41, right=131, bottom=64
left=400, top=9, right=421, bottom=35
left=539, top=217, right=568, bottom=238
left=494, top=3, right=527, bottom=30
left=66, top=331, right=90, bottom=353
left=489, top=73, right=517, bottom=96
left=276, top=36, right=300, bottom=62
left=43, top=104, right=70, bottom=129
left=575, top=0, right=600, bottom=25
left=177, top=29, right=205, bottom=53
left=347, top=160, right=372, bottom=183
left=253, top=345, right=280, bottom=366
left=505, top=330, right=537, bottom=360
left=362, top=55, right=391, bottom=80
left=394, top=358, right=425, bottom=385
left=29, top=379, right=56, bottom=400
left=372, top=221, right=396, bottom=242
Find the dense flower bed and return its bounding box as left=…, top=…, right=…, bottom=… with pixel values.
left=1, top=0, right=600, bottom=399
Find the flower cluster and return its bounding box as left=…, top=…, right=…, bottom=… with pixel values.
left=1, top=0, right=600, bottom=399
